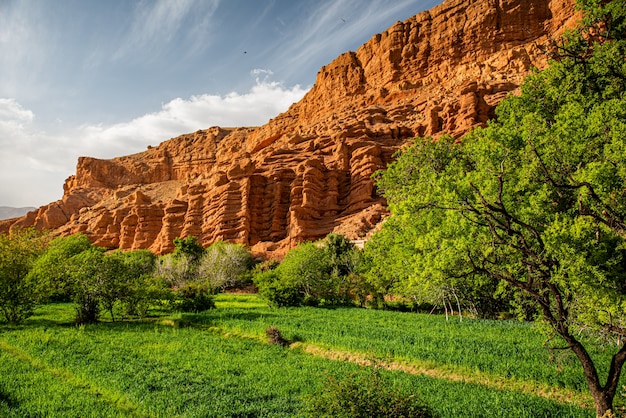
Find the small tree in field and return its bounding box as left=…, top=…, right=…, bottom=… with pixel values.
left=255, top=234, right=366, bottom=307
left=67, top=247, right=107, bottom=324
left=198, top=241, right=253, bottom=292
left=28, top=233, right=93, bottom=301
left=374, top=1, right=626, bottom=414
left=0, top=228, right=49, bottom=323
left=112, top=250, right=162, bottom=318
left=173, top=235, right=204, bottom=264
left=155, top=236, right=220, bottom=313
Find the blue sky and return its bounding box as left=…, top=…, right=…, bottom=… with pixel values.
left=0, top=0, right=437, bottom=207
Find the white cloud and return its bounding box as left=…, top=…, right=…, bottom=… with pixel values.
left=0, top=98, right=34, bottom=123
left=75, top=76, right=308, bottom=158
left=252, top=68, right=274, bottom=77
left=0, top=78, right=309, bottom=207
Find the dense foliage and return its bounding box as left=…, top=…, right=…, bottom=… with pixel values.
left=304, top=367, right=435, bottom=418
left=0, top=232, right=257, bottom=324
left=0, top=228, right=49, bottom=323
left=371, top=0, right=626, bottom=414
left=254, top=233, right=367, bottom=307
left=198, top=241, right=254, bottom=292
left=157, top=238, right=254, bottom=311
left=26, top=235, right=166, bottom=323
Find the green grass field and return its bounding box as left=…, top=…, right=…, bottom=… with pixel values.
left=0, top=294, right=615, bottom=417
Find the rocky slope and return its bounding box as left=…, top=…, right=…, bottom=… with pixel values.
left=1, top=0, right=578, bottom=257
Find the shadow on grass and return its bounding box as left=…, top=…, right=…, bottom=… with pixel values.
left=0, top=304, right=279, bottom=335
left=0, top=317, right=76, bottom=332
left=155, top=310, right=279, bottom=330
left=0, top=386, right=17, bottom=409
left=202, top=310, right=278, bottom=322
left=59, top=309, right=279, bottom=333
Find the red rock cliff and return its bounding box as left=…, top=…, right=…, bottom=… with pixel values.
left=0, top=0, right=578, bottom=257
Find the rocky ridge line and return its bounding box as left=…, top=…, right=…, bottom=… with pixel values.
left=1, top=0, right=578, bottom=258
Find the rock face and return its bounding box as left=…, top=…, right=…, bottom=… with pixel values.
left=0, top=0, right=578, bottom=258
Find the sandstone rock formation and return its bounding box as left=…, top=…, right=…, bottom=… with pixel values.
left=0, top=0, right=579, bottom=258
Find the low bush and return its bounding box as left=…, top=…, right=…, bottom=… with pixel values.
left=303, top=367, right=435, bottom=418
left=265, top=326, right=289, bottom=347
left=254, top=234, right=369, bottom=307
left=254, top=270, right=303, bottom=307
left=175, top=282, right=215, bottom=313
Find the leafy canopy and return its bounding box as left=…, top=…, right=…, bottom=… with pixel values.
left=373, top=0, right=626, bottom=414
left=0, top=228, right=50, bottom=323
left=255, top=234, right=366, bottom=307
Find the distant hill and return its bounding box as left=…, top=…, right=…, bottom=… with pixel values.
left=0, top=207, right=36, bottom=221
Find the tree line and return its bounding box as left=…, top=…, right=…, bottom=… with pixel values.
left=0, top=231, right=254, bottom=325
left=0, top=230, right=381, bottom=323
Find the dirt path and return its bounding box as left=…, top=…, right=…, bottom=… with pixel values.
left=290, top=341, right=594, bottom=410
left=209, top=324, right=594, bottom=410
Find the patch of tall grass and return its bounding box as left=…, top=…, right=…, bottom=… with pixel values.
left=0, top=298, right=602, bottom=417
left=210, top=294, right=613, bottom=394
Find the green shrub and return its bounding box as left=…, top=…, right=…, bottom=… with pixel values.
left=156, top=253, right=195, bottom=287
left=254, top=270, right=303, bottom=307
left=67, top=247, right=107, bottom=324
left=198, top=241, right=254, bottom=292
left=0, top=228, right=50, bottom=323
left=303, top=367, right=435, bottom=418
left=254, top=234, right=368, bottom=307
left=173, top=235, right=204, bottom=263
left=108, top=250, right=159, bottom=318
left=119, top=274, right=170, bottom=318
left=175, top=282, right=215, bottom=313
left=27, top=233, right=92, bottom=302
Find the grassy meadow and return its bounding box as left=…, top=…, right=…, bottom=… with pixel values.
left=0, top=294, right=617, bottom=417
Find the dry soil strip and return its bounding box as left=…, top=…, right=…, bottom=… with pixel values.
left=0, top=338, right=152, bottom=418
left=165, top=321, right=595, bottom=410
left=290, top=341, right=594, bottom=410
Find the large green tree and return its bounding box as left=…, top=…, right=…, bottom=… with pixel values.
left=0, top=228, right=49, bottom=323
left=374, top=1, right=626, bottom=415
left=28, top=233, right=94, bottom=301
left=31, top=234, right=163, bottom=322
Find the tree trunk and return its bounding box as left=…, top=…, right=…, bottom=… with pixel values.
left=569, top=338, right=626, bottom=417
left=592, top=393, right=613, bottom=418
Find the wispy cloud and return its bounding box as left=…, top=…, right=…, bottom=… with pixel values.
left=0, top=0, right=431, bottom=208
left=269, top=0, right=431, bottom=81
left=0, top=2, right=48, bottom=98
left=114, top=0, right=220, bottom=62
left=0, top=98, right=34, bottom=123
left=0, top=75, right=308, bottom=207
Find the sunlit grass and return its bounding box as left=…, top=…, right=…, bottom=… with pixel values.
left=0, top=296, right=603, bottom=417
left=209, top=294, right=613, bottom=394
